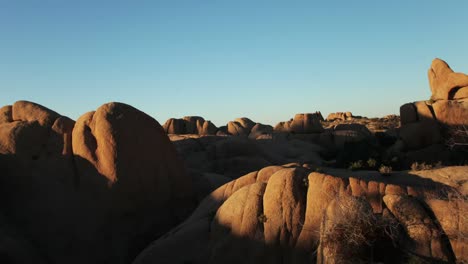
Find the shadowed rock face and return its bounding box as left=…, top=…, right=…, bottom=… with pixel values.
left=0, top=59, right=466, bottom=264
left=0, top=101, right=194, bottom=264
left=134, top=164, right=467, bottom=264
left=397, top=59, right=468, bottom=166
left=275, top=113, right=324, bottom=134
left=168, top=134, right=324, bottom=201
left=227, top=117, right=255, bottom=136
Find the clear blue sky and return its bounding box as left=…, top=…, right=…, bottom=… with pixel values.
left=1, top=1, right=467, bottom=126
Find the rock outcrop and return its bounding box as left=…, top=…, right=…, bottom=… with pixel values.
left=275, top=112, right=324, bottom=133
left=326, top=111, right=353, bottom=121
left=223, top=117, right=273, bottom=139
left=398, top=59, right=468, bottom=162
left=227, top=117, right=255, bottom=136
left=0, top=101, right=194, bottom=264
left=429, top=58, right=468, bottom=100
left=249, top=123, right=274, bottom=139
left=134, top=165, right=467, bottom=264
left=163, top=116, right=217, bottom=135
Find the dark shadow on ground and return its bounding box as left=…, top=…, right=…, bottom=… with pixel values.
left=0, top=153, right=191, bottom=264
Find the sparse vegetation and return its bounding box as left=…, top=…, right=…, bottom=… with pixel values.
left=410, top=162, right=432, bottom=171
left=349, top=160, right=364, bottom=171
left=410, top=161, right=443, bottom=171
left=379, top=165, right=392, bottom=175
left=319, top=196, right=401, bottom=263
left=367, top=158, right=377, bottom=168
left=321, top=197, right=378, bottom=247
left=257, top=214, right=268, bottom=223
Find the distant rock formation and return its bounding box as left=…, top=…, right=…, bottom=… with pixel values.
left=134, top=164, right=467, bottom=264
left=215, top=117, right=273, bottom=139
left=227, top=117, right=256, bottom=136
left=0, top=101, right=194, bottom=263
left=249, top=123, right=274, bottom=139
left=326, top=111, right=353, bottom=121
left=274, top=112, right=324, bottom=133
left=163, top=116, right=217, bottom=135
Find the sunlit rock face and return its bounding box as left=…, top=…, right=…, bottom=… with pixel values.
left=134, top=164, right=467, bottom=264
left=163, top=116, right=218, bottom=135
left=429, top=58, right=468, bottom=100
left=326, top=111, right=353, bottom=121
left=0, top=100, right=194, bottom=264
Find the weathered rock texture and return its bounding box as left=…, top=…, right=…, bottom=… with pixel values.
left=399, top=59, right=468, bottom=154
left=0, top=101, right=194, bottom=264
left=163, top=116, right=217, bottom=135
left=275, top=112, right=324, bottom=133
left=134, top=165, right=467, bottom=264
left=429, top=58, right=468, bottom=100
left=326, top=111, right=353, bottom=121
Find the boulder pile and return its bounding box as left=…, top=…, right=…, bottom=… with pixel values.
left=397, top=59, right=468, bottom=165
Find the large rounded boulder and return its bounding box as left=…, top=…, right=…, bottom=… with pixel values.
left=134, top=165, right=466, bottom=264
left=0, top=101, right=194, bottom=264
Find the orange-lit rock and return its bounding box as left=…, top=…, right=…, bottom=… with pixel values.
left=429, top=58, right=468, bottom=100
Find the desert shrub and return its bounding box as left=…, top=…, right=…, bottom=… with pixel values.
left=302, top=177, right=309, bottom=188
left=349, top=160, right=364, bottom=171
left=367, top=158, right=377, bottom=168
left=379, top=165, right=392, bottom=175
left=257, top=214, right=267, bottom=223
left=321, top=196, right=400, bottom=245
left=410, top=162, right=432, bottom=171
left=410, top=161, right=444, bottom=171
left=321, top=196, right=377, bottom=247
